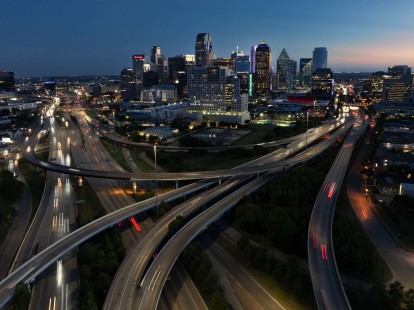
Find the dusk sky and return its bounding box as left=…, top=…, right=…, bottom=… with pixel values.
left=2, top=0, right=414, bottom=76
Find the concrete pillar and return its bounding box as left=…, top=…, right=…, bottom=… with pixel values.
left=175, top=179, right=178, bottom=189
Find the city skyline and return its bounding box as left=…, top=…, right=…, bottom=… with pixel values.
left=2, top=0, right=414, bottom=76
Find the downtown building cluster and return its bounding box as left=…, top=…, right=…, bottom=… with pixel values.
left=119, top=33, right=333, bottom=123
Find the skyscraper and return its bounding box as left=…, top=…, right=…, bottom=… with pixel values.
left=151, top=46, right=161, bottom=64
left=132, top=55, right=145, bottom=80
left=168, top=55, right=195, bottom=99
left=299, top=58, right=313, bottom=87
left=150, top=46, right=168, bottom=84
left=276, top=48, right=296, bottom=92
left=120, top=68, right=141, bottom=100
left=254, top=42, right=272, bottom=98
left=312, top=47, right=328, bottom=73
left=195, top=33, right=215, bottom=67
left=250, top=46, right=257, bottom=73
left=231, top=49, right=250, bottom=74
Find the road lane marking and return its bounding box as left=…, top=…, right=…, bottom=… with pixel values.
left=147, top=266, right=161, bottom=291
left=151, top=269, right=161, bottom=291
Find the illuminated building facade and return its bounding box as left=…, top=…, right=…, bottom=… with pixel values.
left=132, top=54, right=145, bottom=79
left=254, top=42, right=272, bottom=98
left=151, top=46, right=168, bottom=84
left=187, top=66, right=249, bottom=123
left=213, top=58, right=234, bottom=71
left=370, top=66, right=413, bottom=103
left=311, top=68, right=334, bottom=99
left=195, top=33, right=215, bottom=67
left=120, top=68, right=141, bottom=100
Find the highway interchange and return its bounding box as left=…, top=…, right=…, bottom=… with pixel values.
left=0, top=104, right=382, bottom=309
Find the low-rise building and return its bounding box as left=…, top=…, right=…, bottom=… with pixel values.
left=139, top=126, right=178, bottom=139
left=150, top=102, right=188, bottom=122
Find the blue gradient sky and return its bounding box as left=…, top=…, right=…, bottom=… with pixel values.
left=2, top=0, right=414, bottom=76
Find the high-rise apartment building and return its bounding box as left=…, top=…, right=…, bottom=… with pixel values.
left=0, top=71, right=15, bottom=92
left=312, top=47, right=328, bottom=73
left=254, top=42, right=272, bottom=98
left=195, top=33, right=215, bottom=67
left=187, top=66, right=249, bottom=123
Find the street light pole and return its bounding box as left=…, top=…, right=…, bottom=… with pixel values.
left=154, top=144, right=158, bottom=214
left=305, top=110, right=308, bottom=151
left=313, top=100, right=316, bottom=128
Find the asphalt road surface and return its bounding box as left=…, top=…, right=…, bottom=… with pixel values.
left=347, top=129, right=414, bottom=289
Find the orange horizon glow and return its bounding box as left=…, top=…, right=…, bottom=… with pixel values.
left=331, top=32, right=414, bottom=70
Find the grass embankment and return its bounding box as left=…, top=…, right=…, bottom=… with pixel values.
left=100, top=139, right=132, bottom=172
left=73, top=177, right=126, bottom=310
left=233, top=121, right=309, bottom=146
left=130, top=150, right=154, bottom=172
left=181, top=243, right=233, bottom=310
left=146, top=146, right=267, bottom=172
left=0, top=170, right=23, bottom=243
left=232, top=124, right=273, bottom=145
left=18, top=158, right=46, bottom=218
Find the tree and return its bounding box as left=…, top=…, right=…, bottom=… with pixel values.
left=388, top=281, right=404, bottom=310
left=369, top=282, right=389, bottom=310
left=12, top=282, right=31, bottom=310
left=168, top=215, right=185, bottom=236
left=405, top=288, right=414, bottom=310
